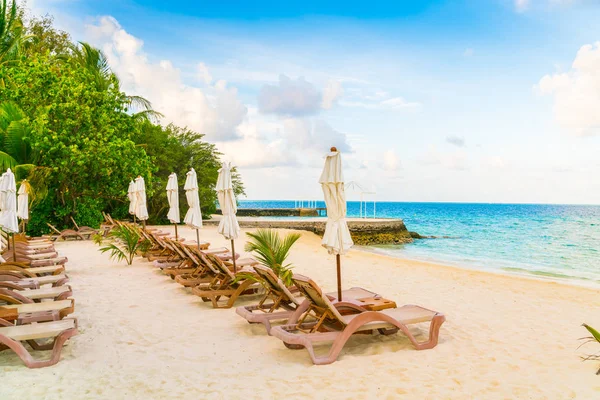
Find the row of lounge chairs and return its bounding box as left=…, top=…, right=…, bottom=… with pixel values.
left=134, top=224, right=446, bottom=365
left=0, top=235, right=77, bottom=368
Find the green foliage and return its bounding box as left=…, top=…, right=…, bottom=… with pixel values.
left=21, top=15, right=71, bottom=57
left=580, top=324, right=600, bottom=375
left=0, top=2, right=245, bottom=235
left=244, top=229, right=301, bottom=286
left=0, top=0, right=25, bottom=64
left=97, top=224, right=150, bottom=265
left=134, top=122, right=244, bottom=224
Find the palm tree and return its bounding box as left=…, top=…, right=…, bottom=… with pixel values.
left=0, top=0, right=22, bottom=64
left=68, top=42, right=163, bottom=121
left=0, top=101, right=33, bottom=171
left=97, top=224, right=150, bottom=265
left=244, top=229, right=301, bottom=286
left=0, top=101, right=49, bottom=203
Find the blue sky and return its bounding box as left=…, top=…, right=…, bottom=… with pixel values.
left=29, top=0, right=600, bottom=203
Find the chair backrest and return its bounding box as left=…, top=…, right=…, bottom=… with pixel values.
left=254, top=265, right=300, bottom=306
left=205, top=252, right=235, bottom=279
left=106, top=214, right=116, bottom=225
left=0, top=288, right=32, bottom=304
left=0, top=265, right=35, bottom=278
left=47, top=223, right=62, bottom=235
left=292, top=274, right=345, bottom=322
left=177, top=243, right=201, bottom=267
left=190, top=248, right=220, bottom=275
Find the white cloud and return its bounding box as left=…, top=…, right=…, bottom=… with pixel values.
left=340, top=96, right=421, bottom=110
left=216, top=123, right=295, bottom=169
left=85, top=16, right=247, bottom=141
left=196, top=62, right=212, bottom=85
left=463, top=48, right=474, bottom=57
left=382, top=150, right=401, bottom=171
left=515, top=0, right=530, bottom=12
left=258, top=75, right=322, bottom=116
left=283, top=118, right=351, bottom=154
left=483, top=156, right=507, bottom=169
left=537, top=41, right=600, bottom=136
left=321, top=80, right=344, bottom=109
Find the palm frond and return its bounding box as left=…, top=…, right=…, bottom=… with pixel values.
left=244, top=229, right=300, bottom=286
left=97, top=224, right=149, bottom=265
left=126, top=95, right=154, bottom=111
left=0, top=150, right=16, bottom=170
left=132, top=109, right=164, bottom=123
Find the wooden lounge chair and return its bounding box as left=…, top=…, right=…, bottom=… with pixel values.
left=236, top=266, right=380, bottom=334
left=46, top=223, right=86, bottom=241
left=0, top=318, right=78, bottom=368
left=1, top=285, right=73, bottom=302
left=0, top=290, right=75, bottom=322
left=7, top=274, right=69, bottom=288
left=4, top=251, right=68, bottom=268
left=70, top=216, right=98, bottom=238
left=191, top=253, right=262, bottom=308
left=0, top=264, right=65, bottom=277
left=269, top=275, right=446, bottom=365
left=160, top=239, right=240, bottom=278
left=173, top=245, right=217, bottom=287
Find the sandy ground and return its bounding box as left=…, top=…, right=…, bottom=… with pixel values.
left=2, top=225, right=600, bottom=399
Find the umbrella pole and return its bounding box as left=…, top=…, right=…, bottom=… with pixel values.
left=142, top=220, right=146, bottom=231
left=12, top=233, right=16, bottom=262
left=174, top=223, right=178, bottom=241
left=196, top=229, right=200, bottom=251
left=231, top=239, right=237, bottom=273
left=336, top=254, right=342, bottom=301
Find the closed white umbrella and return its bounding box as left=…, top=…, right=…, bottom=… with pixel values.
left=183, top=168, right=202, bottom=249
left=134, top=176, right=149, bottom=228
left=0, top=169, right=19, bottom=260
left=127, top=180, right=137, bottom=219
left=166, top=172, right=180, bottom=239
left=216, top=162, right=240, bottom=272
left=17, top=180, right=28, bottom=232
left=319, top=147, right=353, bottom=300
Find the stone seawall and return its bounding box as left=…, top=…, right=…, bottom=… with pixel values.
left=204, top=218, right=413, bottom=245
left=214, top=208, right=319, bottom=217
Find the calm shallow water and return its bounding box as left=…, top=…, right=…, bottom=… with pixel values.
left=239, top=200, right=600, bottom=285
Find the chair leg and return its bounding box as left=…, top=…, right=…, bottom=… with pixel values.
left=0, top=328, right=77, bottom=368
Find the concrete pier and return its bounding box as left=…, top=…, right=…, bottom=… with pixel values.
left=206, top=216, right=414, bottom=245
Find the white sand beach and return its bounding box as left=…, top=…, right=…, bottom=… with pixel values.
left=2, top=225, right=600, bottom=399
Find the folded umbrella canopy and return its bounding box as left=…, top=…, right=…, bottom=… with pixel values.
left=183, top=168, right=202, bottom=249
left=216, top=161, right=240, bottom=272
left=319, top=147, right=354, bottom=301
left=17, top=180, right=28, bottom=232
left=134, top=176, right=149, bottom=227
left=127, top=180, right=137, bottom=218
left=166, top=172, right=180, bottom=239
left=0, top=169, right=19, bottom=260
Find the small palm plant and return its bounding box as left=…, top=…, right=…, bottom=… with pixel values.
left=580, top=324, right=600, bottom=375
left=244, top=229, right=301, bottom=286
left=97, top=224, right=150, bottom=265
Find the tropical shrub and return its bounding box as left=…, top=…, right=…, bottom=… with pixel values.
left=244, top=229, right=301, bottom=286
left=97, top=225, right=150, bottom=265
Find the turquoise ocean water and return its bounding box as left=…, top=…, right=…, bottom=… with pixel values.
left=238, top=200, right=600, bottom=286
